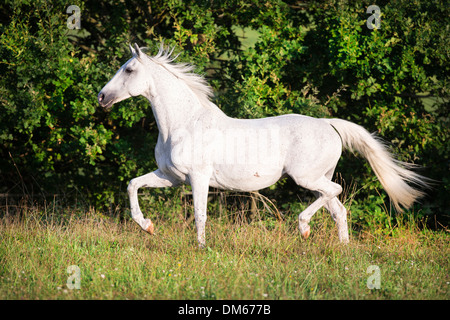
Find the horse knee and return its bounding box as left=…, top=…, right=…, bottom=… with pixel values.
left=127, top=178, right=138, bottom=195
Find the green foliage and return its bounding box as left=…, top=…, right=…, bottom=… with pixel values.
left=0, top=0, right=448, bottom=227
left=0, top=0, right=156, bottom=207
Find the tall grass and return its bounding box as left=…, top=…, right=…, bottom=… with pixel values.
left=0, top=200, right=448, bottom=300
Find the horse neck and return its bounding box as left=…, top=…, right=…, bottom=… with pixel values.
left=143, top=63, right=208, bottom=141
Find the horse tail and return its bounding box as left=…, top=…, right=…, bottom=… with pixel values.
left=323, top=118, right=430, bottom=211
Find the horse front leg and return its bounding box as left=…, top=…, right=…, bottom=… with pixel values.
left=189, top=172, right=211, bottom=248
left=127, top=169, right=179, bottom=234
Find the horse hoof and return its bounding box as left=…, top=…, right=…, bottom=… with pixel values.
left=198, top=243, right=206, bottom=249
left=301, top=228, right=310, bottom=239
left=144, top=219, right=154, bottom=235
left=299, top=221, right=310, bottom=239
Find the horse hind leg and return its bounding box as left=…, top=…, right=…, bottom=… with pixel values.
left=325, top=197, right=349, bottom=243
left=294, top=177, right=344, bottom=240
left=310, top=180, right=350, bottom=243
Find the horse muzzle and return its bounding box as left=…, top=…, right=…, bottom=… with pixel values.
left=97, top=91, right=115, bottom=109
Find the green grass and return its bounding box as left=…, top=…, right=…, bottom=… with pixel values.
left=0, top=207, right=448, bottom=300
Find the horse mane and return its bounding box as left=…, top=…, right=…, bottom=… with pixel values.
left=140, top=44, right=215, bottom=110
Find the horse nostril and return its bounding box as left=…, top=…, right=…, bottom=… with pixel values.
left=98, top=93, right=104, bottom=103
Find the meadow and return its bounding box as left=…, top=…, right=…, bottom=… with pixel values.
left=0, top=199, right=448, bottom=300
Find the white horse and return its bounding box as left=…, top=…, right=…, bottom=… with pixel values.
left=98, top=43, right=429, bottom=246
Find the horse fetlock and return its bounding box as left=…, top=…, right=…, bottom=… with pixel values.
left=338, top=232, right=349, bottom=244
left=197, top=234, right=206, bottom=248
left=336, top=220, right=349, bottom=244
left=198, top=242, right=206, bottom=249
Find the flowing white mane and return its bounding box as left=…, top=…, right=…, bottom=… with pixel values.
left=140, top=44, right=215, bottom=110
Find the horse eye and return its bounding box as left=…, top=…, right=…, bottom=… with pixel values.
left=125, top=67, right=133, bottom=74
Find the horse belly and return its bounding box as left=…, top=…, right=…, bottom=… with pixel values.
left=209, top=165, right=283, bottom=191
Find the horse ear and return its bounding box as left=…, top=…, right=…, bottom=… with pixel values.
left=133, top=43, right=141, bottom=58
left=129, top=44, right=136, bottom=56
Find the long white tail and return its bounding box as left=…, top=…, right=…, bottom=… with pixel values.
left=324, top=118, right=430, bottom=211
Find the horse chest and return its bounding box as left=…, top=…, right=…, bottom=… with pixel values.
left=154, top=136, right=195, bottom=182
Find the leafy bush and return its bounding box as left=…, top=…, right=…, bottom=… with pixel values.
left=0, top=0, right=155, bottom=207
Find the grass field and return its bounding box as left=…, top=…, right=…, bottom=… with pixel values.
left=0, top=204, right=448, bottom=301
